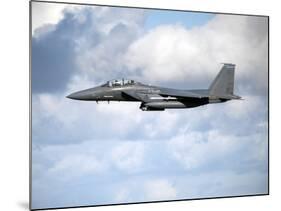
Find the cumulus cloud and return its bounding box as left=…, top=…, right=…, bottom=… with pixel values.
left=111, top=142, right=145, bottom=173
left=32, top=90, right=185, bottom=146
left=32, top=133, right=267, bottom=208
left=124, top=15, right=268, bottom=95
left=32, top=139, right=148, bottom=208
left=32, top=19, right=77, bottom=93
left=32, top=140, right=146, bottom=182
left=32, top=1, right=66, bottom=34
left=168, top=130, right=268, bottom=171
left=32, top=5, right=146, bottom=93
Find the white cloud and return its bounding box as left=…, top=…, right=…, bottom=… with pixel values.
left=33, top=140, right=147, bottom=182
left=171, top=170, right=267, bottom=198
left=124, top=15, right=268, bottom=94
left=224, top=95, right=264, bottom=119
left=167, top=129, right=267, bottom=170
left=48, top=154, right=106, bottom=180
left=72, top=7, right=146, bottom=83
left=113, top=188, right=131, bottom=203
left=143, top=111, right=180, bottom=138
left=111, top=142, right=145, bottom=173
left=144, top=179, right=177, bottom=201
left=32, top=2, right=66, bottom=34
left=32, top=89, right=185, bottom=145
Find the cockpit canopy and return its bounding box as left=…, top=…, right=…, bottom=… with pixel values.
left=102, top=79, right=137, bottom=87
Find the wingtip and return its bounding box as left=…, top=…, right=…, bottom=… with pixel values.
left=235, top=95, right=244, bottom=100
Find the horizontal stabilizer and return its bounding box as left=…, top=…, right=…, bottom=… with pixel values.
left=219, top=94, right=242, bottom=100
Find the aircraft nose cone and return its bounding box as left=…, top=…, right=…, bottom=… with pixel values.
left=66, top=92, right=83, bottom=100
left=66, top=87, right=101, bottom=100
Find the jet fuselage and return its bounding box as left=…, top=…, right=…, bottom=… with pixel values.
left=67, top=64, right=241, bottom=111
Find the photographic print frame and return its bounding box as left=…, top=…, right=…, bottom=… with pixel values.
left=30, top=1, right=269, bottom=210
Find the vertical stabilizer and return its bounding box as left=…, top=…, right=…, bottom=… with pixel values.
left=209, top=63, right=235, bottom=96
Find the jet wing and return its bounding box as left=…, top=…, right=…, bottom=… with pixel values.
left=121, top=90, right=150, bottom=102
left=122, top=89, right=209, bottom=103
left=158, top=89, right=209, bottom=99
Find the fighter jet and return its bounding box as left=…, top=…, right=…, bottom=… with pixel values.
left=67, top=63, right=241, bottom=111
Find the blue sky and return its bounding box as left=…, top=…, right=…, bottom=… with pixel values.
left=31, top=2, right=268, bottom=209
left=144, top=10, right=214, bottom=30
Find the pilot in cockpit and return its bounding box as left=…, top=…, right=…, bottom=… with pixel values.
left=107, top=79, right=136, bottom=87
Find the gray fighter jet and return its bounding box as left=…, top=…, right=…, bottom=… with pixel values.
left=67, top=63, right=241, bottom=111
